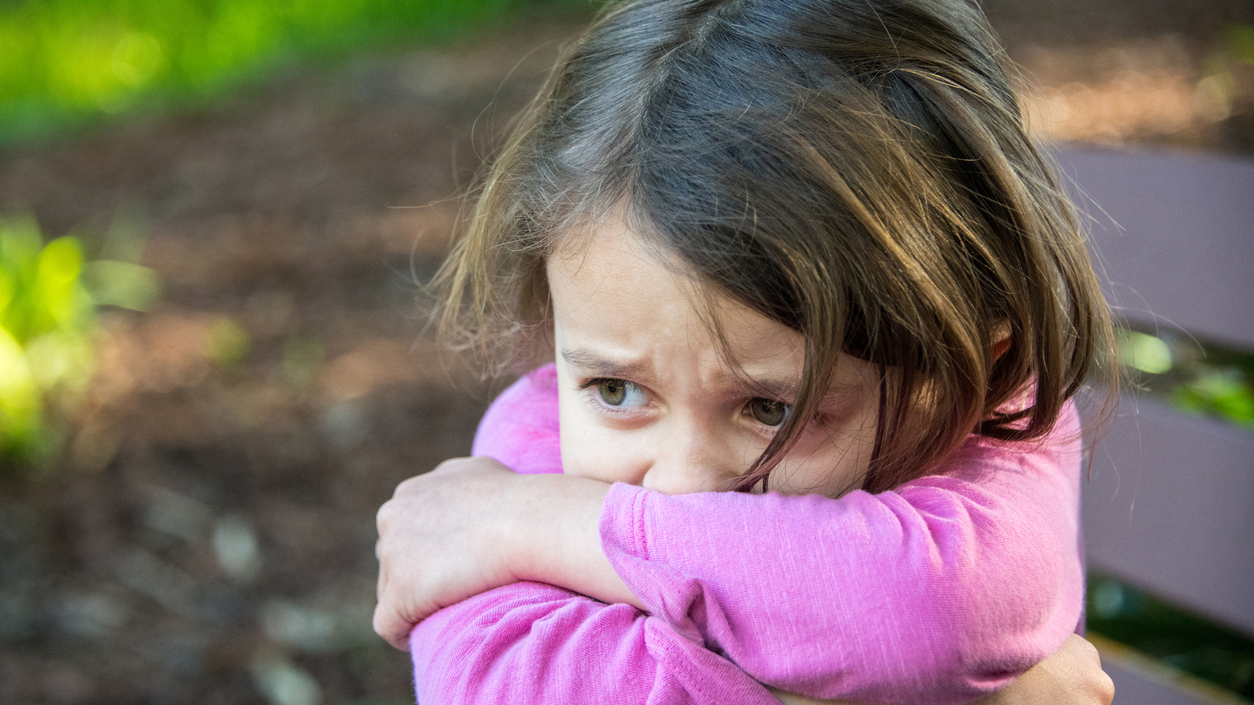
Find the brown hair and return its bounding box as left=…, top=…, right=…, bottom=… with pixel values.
left=433, top=0, right=1117, bottom=493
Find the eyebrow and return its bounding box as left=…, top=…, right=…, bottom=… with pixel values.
left=562, top=346, right=865, bottom=403
left=744, top=376, right=800, bottom=401
left=560, top=347, right=654, bottom=381
left=743, top=373, right=867, bottom=405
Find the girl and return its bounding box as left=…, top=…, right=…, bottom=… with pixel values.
left=375, top=0, right=1117, bottom=702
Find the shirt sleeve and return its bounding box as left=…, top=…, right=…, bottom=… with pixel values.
left=410, top=582, right=782, bottom=705
left=469, top=365, right=563, bottom=476
left=416, top=366, right=779, bottom=705
left=429, top=364, right=1084, bottom=705
left=600, top=404, right=1085, bottom=705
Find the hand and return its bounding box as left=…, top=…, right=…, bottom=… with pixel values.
left=373, top=457, right=526, bottom=649
left=973, top=635, right=1114, bottom=705
left=767, top=635, right=1113, bottom=705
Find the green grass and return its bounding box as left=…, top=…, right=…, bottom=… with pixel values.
left=0, top=0, right=590, bottom=149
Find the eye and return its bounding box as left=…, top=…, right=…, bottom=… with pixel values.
left=598, top=379, right=628, bottom=405
left=748, top=397, right=790, bottom=427
left=593, top=378, right=646, bottom=407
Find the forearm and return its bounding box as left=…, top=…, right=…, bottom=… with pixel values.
left=411, top=583, right=1108, bottom=705
left=508, top=473, right=645, bottom=610
left=411, top=581, right=781, bottom=705
left=597, top=479, right=1084, bottom=703
left=770, top=635, right=1115, bottom=705
left=441, top=369, right=1085, bottom=702
left=494, top=467, right=1081, bottom=703
left=380, top=464, right=1100, bottom=705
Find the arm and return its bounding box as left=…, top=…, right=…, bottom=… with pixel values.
left=380, top=367, right=1084, bottom=704
left=768, top=636, right=1113, bottom=705
left=513, top=368, right=1086, bottom=702
left=409, top=575, right=1109, bottom=705
left=407, top=580, right=1109, bottom=705
left=590, top=414, right=1086, bottom=704
left=410, top=581, right=784, bottom=705
left=380, top=453, right=1084, bottom=705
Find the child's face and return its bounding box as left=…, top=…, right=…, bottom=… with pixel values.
left=548, top=216, right=880, bottom=497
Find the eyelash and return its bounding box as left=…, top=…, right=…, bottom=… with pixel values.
left=578, top=377, right=798, bottom=429
left=579, top=377, right=648, bottom=415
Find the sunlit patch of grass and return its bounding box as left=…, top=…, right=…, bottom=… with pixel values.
left=0, top=0, right=587, bottom=148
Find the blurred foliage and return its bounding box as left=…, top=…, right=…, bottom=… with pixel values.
left=1101, top=328, right=1254, bottom=698
left=207, top=316, right=251, bottom=370
left=1087, top=573, right=1254, bottom=698
left=0, top=0, right=592, bottom=149
left=1196, top=22, right=1254, bottom=125
left=282, top=332, right=324, bottom=388
left=1226, top=23, right=1254, bottom=66
left=1115, top=327, right=1254, bottom=429
left=0, top=214, right=158, bottom=468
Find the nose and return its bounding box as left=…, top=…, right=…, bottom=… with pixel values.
left=641, top=417, right=743, bottom=495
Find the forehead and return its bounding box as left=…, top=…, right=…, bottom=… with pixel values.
left=550, top=216, right=800, bottom=351
left=546, top=215, right=825, bottom=405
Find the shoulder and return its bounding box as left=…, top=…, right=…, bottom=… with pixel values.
left=471, top=364, right=563, bottom=474
left=905, top=398, right=1083, bottom=499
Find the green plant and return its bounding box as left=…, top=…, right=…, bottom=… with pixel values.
left=1087, top=573, right=1254, bottom=698
left=1113, top=327, right=1254, bottom=430
left=0, top=216, right=94, bottom=462
left=0, top=214, right=158, bottom=467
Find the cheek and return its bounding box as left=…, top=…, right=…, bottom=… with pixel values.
left=771, top=417, right=878, bottom=497
left=558, top=392, right=651, bottom=485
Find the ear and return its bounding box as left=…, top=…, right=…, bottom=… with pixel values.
left=991, top=322, right=1012, bottom=362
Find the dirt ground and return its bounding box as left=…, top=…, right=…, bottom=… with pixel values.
left=1, top=3, right=1251, bottom=704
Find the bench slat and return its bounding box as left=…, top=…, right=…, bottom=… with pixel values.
left=1082, top=397, right=1254, bottom=637
left=1056, top=148, right=1254, bottom=351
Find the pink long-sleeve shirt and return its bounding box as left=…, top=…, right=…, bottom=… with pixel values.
left=410, top=365, right=1084, bottom=704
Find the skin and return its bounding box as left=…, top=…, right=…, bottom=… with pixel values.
left=373, top=216, right=1113, bottom=704
left=551, top=218, right=881, bottom=499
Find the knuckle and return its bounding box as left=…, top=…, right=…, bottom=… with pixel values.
left=376, top=499, right=396, bottom=526
left=1096, top=672, right=1115, bottom=704
left=432, top=458, right=465, bottom=474
left=394, top=475, right=423, bottom=496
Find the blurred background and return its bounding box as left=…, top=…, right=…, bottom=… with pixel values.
left=0, top=0, right=1251, bottom=703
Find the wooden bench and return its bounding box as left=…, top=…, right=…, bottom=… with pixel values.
left=1055, top=147, right=1254, bottom=704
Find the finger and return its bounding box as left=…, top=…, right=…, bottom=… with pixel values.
left=1096, top=671, right=1115, bottom=705
left=373, top=598, right=415, bottom=651
left=1070, top=636, right=1114, bottom=704
left=392, top=473, right=428, bottom=497
left=376, top=498, right=396, bottom=533
left=1078, top=635, right=1103, bottom=668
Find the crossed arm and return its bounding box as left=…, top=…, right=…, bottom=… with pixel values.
left=374, top=369, right=1110, bottom=704
left=377, top=460, right=1111, bottom=705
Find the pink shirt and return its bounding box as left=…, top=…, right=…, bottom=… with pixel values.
left=411, top=365, right=1084, bottom=704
